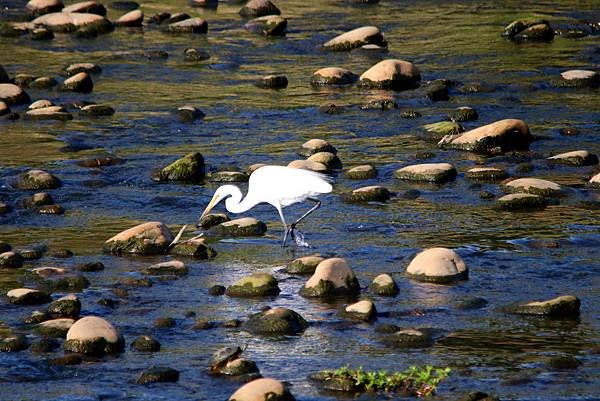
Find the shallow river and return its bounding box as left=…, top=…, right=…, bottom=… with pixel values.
left=1, top=0, right=599, bottom=400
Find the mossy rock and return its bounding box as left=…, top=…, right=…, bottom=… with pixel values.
left=422, top=121, right=464, bottom=139
left=424, top=79, right=449, bottom=101
left=210, top=217, right=267, bottom=237
left=218, top=358, right=261, bottom=377
left=64, top=337, right=124, bottom=356
left=496, top=193, right=548, bottom=211
left=35, top=318, right=75, bottom=338
left=504, top=295, right=580, bottom=317
left=198, top=213, right=230, bottom=229
left=103, top=222, right=173, bottom=255
left=136, top=366, right=180, bottom=384
left=286, top=255, right=324, bottom=275
left=341, top=186, right=390, bottom=203
left=394, top=163, right=457, bottom=183
left=37, top=274, right=90, bottom=292
left=170, top=239, right=217, bottom=259
left=243, top=307, right=308, bottom=335
left=30, top=338, right=60, bottom=353
left=7, top=288, right=51, bottom=305
left=466, top=167, right=509, bottom=181
left=369, top=274, right=399, bottom=296
left=342, top=300, right=377, bottom=322
left=152, top=152, right=205, bottom=182
left=448, top=107, right=478, bottom=122
left=299, top=275, right=361, bottom=298
left=346, top=165, right=377, bottom=180
left=548, top=150, right=598, bottom=166
left=308, top=371, right=361, bottom=392
left=209, top=171, right=249, bottom=182
left=226, top=272, right=280, bottom=297
left=0, top=333, right=29, bottom=352
left=131, top=335, right=161, bottom=352
left=503, top=178, right=563, bottom=197
left=546, top=354, right=582, bottom=370
left=255, top=74, right=288, bottom=89
left=381, top=328, right=437, bottom=348
left=16, top=169, right=61, bottom=190
left=48, top=295, right=81, bottom=318
left=46, top=354, right=83, bottom=366
left=502, top=19, right=554, bottom=41
left=245, top=15, right=287, bottom=36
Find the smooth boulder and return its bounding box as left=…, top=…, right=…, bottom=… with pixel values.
left=406, top=248, right=468, bottom=284
left=210, top=217, right=267, bottom=237
left=103, top=221, right=174, bottom=255
left=552, top=70, right=599, bottom=88
left=311, top=67, right=357, bottom=86
left=343, top=300, right=377, bottom=321
left=226, top=272, right=280, bottom=297
left=466, top=167, right=509, bottom=181
left=503, top=178, right=563, bottom=197
left=323, top=26, right=387, bottom=51
left=64, top=316, right=124, bottom=355
left=58, top=72, right=93, bottom=93
left=239, top=0, right=281, bottom=18
left=502, top=18, right=554, bottom=42
left=394, top=163, right=456, bottom=183
left=16, top=169, right=61, bottom=190
left=0, top=83, right=30, bottom=105
left=286, top=255, right=324, bottom=275
left=169, top=18, right=208, bottom=34
left=439, top=119, right=532, bottom=154
left=229, top=378, right=295, bottom=401
left=26, top=0, right=64, bottom=16
left=369, top=273, right=399, bottom=296
left=243, top=307, right=307, bottom=335
left=245, top=15, right=287, bottom=36
left=7, top=288, right=51, bottom=305
left=505, top=295, right=580, bottom=317
left=300, top=258, right=360, bottom=298
left=31, top=12, right=113, bottom=34
left=298, top=139, right=337, bottom=157
left=358, top=59, right=420, bottom=90
left=342, top=185, right=390, bottom=203
left=346, top=165, right=376, bottom=180
left=548, top=150, right=598, bottom=166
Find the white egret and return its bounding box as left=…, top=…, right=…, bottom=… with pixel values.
left=199, top=165, right=333, bottom=247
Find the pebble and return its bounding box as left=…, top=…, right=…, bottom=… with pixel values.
left=358, top=59, right=421, bottom=90
left=245, top=15, right=287, bottom=36
left=64, top=316, right=124, bottom=355
left=169, top=17, right=208, bottom=34
left=300, top=258, right=360, bottom=298
left=394, top=163, right=457, bottom=183
left=548, top=150, right=598, bottom=166
left=243, top=307, right=308, bottom=335
left=311, top=67, right=357, bottom=86
left=369, top=273, right=399, bottom=296
left=115, top=9, right=143, bottom=26
left=152, top=152, right=206, bottom=182
left=406, top=248, right=468, bottom=284
left=324, top=26, right=387, bottom=51
left=239, top=0, right=281, bottom=18
left=226, top=272, right=280, bottom=297
left=255, top=74, right=288, bottom=89
left=58, top=72, right=93, bottom=93
left=103, top=221, right=174, bottom=255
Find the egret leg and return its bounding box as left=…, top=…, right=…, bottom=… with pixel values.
left=290, top=198, right=321, bottom=231
left=275, top=205, right=291, bottom=247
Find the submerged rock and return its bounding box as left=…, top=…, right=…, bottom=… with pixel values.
left=448, top=106, right=478, bottom=122
left=255, top=74, right=288, bottom=89
left=422, top=121, right=464, bottom=140
left=0, top=333, right=29, bottom=352
left=198, top=212, right=230, bottom=229
left=209, top=171, right=249, bottom=182
left=64, top=316, right=125, bottom=355
left=382, top=327, right=437, bottom=348
left=7, top=288, right=51, bottom=305
left=226, top=272, right=280, bottom=297
left=466, top=167, right=509, bottom=181
left=239, top=0, right=281, bottom=18
left=31, top=27, right=54, bottom=39
left=170, top=238, right=216, bottom=259
left=394, top=163, right=457, bottom=183
left=0, top=251, right=24, bottom=268
left=31, top=12, right=113, bottom=35
left=143, top=260, right=188, bottom=276
left=245, top=15, right=287, bottom=36
left=175, top=105, right=205, bottom=122
left=504, top=295, right=580, bottom=317
left=48, top=294, right=81, bottom=318
left=152, top=152, right=205, bottom=182
left=103, top=221, right=174, bottom=255
left=184, top=48, right=210, bottom=62
left=311, top=67, right=357, bottom=86
left=80, top=104, right=115, bottom=116
left=29, top=76, right=57, bottom=88
left=341, top=185, right=390, bottom=203
left=286, top=255, right=324, bottom=275
left=406, top=248, right=468, bottom=284
left=503, top=178, right=563, bottom=197
left=547, top=150, right=598, bottom=166
left=439, top=119, right=532, bottom=154
left=369, top=273, right=399, bottom=296
left=210, top=217, right=267, bottom=237
left=63, top=1, right=106, bottom=15
left=35, top=318, right=75, bottom=338
left=358, top=59, right=420, bottom=90
left=323, top=26, right=387, bottom=51
left=243, top=307, right=308, bottom=335
left=132, top=335, right=161, bottom=352
left=219, top=358, right=260, bottom=378
left=137, top=366, right=180, bottom=384
left=300, top=258, right=360, bottom=298
left=502, top=18, right=554, bottom=42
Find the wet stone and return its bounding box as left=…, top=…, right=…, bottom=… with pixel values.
left=219, top=358, right=260, bottom=378
left=590, top=172, right=600, bottom=186
left=48, top=294, right=81, bottom=318
left=63, top=1, right=107, bottom=15
left=25, top=106, right=73, bottom=121
left=78, top=156, right=123, bottom=168
left=115, top=9, right=143, bottom=26
left=424, top=79, right=450, bottom=101
left=342, top=300, right=377, bottom=321
left=192, top=319, right=215, bottom=330
left=184, top=48, right=210, bottom=62
left=132, top=335, right=161, bottom=352
left=14, top=74, right=37, bottom=87
left=51, top=249, right=74, bottom=258
left=466, top=167, right=509, bottom=181
left=0, top=203, right=10, bottom=214
left=548, top=150, right=598, bottom=166
left=381, top=327, right=436, bottom=348
left=358, top=59, right=421, bottom=90
left=546, top=355, right=582, bottom=370
left=58, top=72, right=93, bottom=93
left=226, top=272, right=280, bottom=297
left=0, top=333, right=29, bottom=352
left=143, top=260, right=188, bottom=276
left=369, top=273, right=399, bottom=296
left=346, top=165, right=377, bottom=180
left=168, top=18, right=208, bottom=34
left=458, top=391, right=501, bottom=401
left=23, top=310, right=51, bottom=324
left=35, top=318, right=75, bottom=337
left=26, top=0, right=64, bottom=17
left=341, top=185, right=390, bottom=203
left=502, top=18, right=554, bottom=42
left=503, top=178, right=563, bottom=197
left=324, top=26, right=387, bottom=51
left=504, top=295, right=580, bottom=317
left=152, top=152, right=205, bottom=182
left=64, top=316, right=124, bottom=356
left=496, top=193, right=548, bottom=211
left=198, top=212, right=230, bottom=229
left=30, top=76, right=57, bottom=88
left=17, top=244, right=47, bottom=259
left=0, top=83, right=31, bottom=105
left=255, top=74, right=288, bottom=89
left=243, top=307, right=308, bottom=335
left=175, top=105, right=205, bottom=122
left=306, top=151, right=342, bottom=170
left=448, top=106, right=478, bottom=122
left=80, top=104, right=115, bottom=116
left=154, top=317, right=176, bottom=328
left=440, top=119, right=532, bottom=154
left=552, top=70, right=599, bottom=88
left=7, top=288, right=51, bottom=305
left=31, top=27, right=55, bottom=40
left=422, top=121, right=464, bottom=139
left=0, top=101, right=10, bottom=116
left=406, top=248, right=468, bottom=284
left=47, top=353, right=82, bottom=365
left=286, top=255, right=324, bottom=275
left=453, top=296, right=489, bottom=310
left=239, top=0, right=281, bottom=18
left=287, top=159, right=328, bottom=172
left=146, top=11, right=170, bottom=24
left=168, top=13, right=190, bottom=24
left=479, top=190, right=495, bottom=200
left=311, top=67, right=357, bottom=86
left=136, top=366, right=180, bottom=384
left=515, top=162, right=534, bottom=174
left=209, top=171, right=249, bottom=182
left=298, top=139, right=337, bottom=157
left=37, top=272, right=90, bottom=292
left=395, top=163, right=457, bottom=183
left=29, top=99, right=53, bottom=109
left=245, top=15, right=287, bottom=36
left=38, top=204, right=65, bottom=215
left=103, top=221, right=174, bottom=255
left=0, top=251, right=24, bottom=269
left=210, top=217, right=267, bottom=237
left=30, top=337, right=60, bottom=353
left=208, top=285, right=226, bottom=296
left=300, top=258, right=360, bottom=298
left=170, top=238, right=217, bottom=259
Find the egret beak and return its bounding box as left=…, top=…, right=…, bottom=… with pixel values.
left=200, top=193, right=222, bottom=221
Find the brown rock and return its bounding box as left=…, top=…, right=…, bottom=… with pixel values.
left=440, top=119, right=532, bottom=154
left=358, top=59, right=420, bottom=89
left=0, top=83, right=30, bottom=105
left=115, top=9, right=143, bottom=26
left=168, top=17, right=207, bottom=33
left=239, top=0, right=281, bottom=18
left=324, top=26, right=387, bottom=51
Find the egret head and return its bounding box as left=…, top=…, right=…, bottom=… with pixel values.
left=199, top=185, right=241, bottom=221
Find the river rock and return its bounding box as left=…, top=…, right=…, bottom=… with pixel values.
left=170, top=238, right=217, bottom=259
left=26, top=0, right=64, bottom=17
left=502, top=18, right=554, bottom=42
left=76, top=261, right=104, bottom=271
left=48, top=294, right=81, bottom=318
left=35, top=270, right=90, bottom=292
left=64, top=316, right=124, bottom=355
left=226, top=272, right=280, bottom=297
left=458, top=392, right=500, bottom=401
left=448, top=106, right=478, bottom=122
left=65, top=62, right=102, bottom=76
left=358, top=59, right=420, bottom=90
left=31, top=12, right=113, bottom=35
left=17, top=244, right=47, bottom=260
left=209, top=171, right=249, bottom=182
left=136, top=366, right=179, bottom=384
left=47, top=353, right=83, bottom=365
left=369, top=273, right=399, bottom=296
left=0, top=83, right=30, bottom=105
left=424, top=79, right=449, bottom=101
left=174, top=105, right=205, bottom=122
left=342, top=185, right=390, bottom=203
left=382, top=327, right=436, bottom=348
left=169, top=17, right=208, bottom=33
left=324, top=26, right=386, bottom=51
left=31, top=27, right=54, bottom=39
left=0, top=251, right=24, bottom=268
left=210, top=217, right=267, bottom=237
left=208, top=285, right=226, bottom=296
left=287, top=159, right=328, bottom=172
left=63, top=1, right=106, bottom=15
left=590, top=172, right=600, bottom=186
left=286, top=254, right=324, bottom=275
left=142, top=260, right=188, bottom=276
left=36, top=318, right=74, bottom=337
left=79, top=104, right=115, bottom=116
left=58, top=72, right=93, bottom=93
left=7, top=288, right=51, bottom=305
left=190, top=0, right=218, bottom=8
left=394, top=163, right=456, bottom=183
left=505, top=295, right=580, bottom=317
left=25, top=105, right=73, bottom=120
left=548, top=150, right=598, bottom=166
left=503, top=178, right=563, bottom=197
left=245, top=15, right=287, bottom=35
left=14, top=73, right=38, bottom=86
left=552, top=70, right=599, bottom=88
left=298, top=139, right=337, bottom=157
left=311, top=67, right=357, bottom=86
left=406, top=248, right=468, bottom=284
left=30, top=76, right=57, bottom=88
left=103, top=221, right=174, bottom=255
left=17, top=169, right=62, bottom=189
left=152, top=152, right=205, bottom=182
left=346, top=165, right=376, bottom=179
left=343, top=300, right=376, bottom=321
left=466, top=167, right=509, bottom=181
left=255, top=74, right=287, bottom=89
left=29, top=99, right=53, bottom=109
left=496, top=193, right=547, bottom=211
left=300, top=258, right=360, bottom=298
left=0, top=242, right=11, bottom=253
left=546, top=355, right=582, bottom=370
left=0, top=333, right=29, bottom=352
left=30, top=337, right=60, bottom=353
left=154, top=317, right=175, bottom=328
left=38, top=204, right=65, bottom=215
left=132, top=335, right=161, bottom=352
left=439, top=119, right=532, bottom=154
left=220, top=358, right=260, bottom=377
left=115, top=9, right=142, bottom=26
left=184, top=48, right=210, bottom=61
left=306, top=151, right=342, bottom=170
left=198, top=212, right=230, bottom=229
left=243, top=307, right=308, bottom=335
left=239, top=0, right=280, bottom=18
left=423, top=121, right=464, bottom=139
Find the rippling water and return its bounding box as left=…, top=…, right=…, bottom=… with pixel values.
left=1, top=0, right=599, bottom=400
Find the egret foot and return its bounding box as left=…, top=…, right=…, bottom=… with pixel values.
left=293, top=229, right=310, bottom=248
